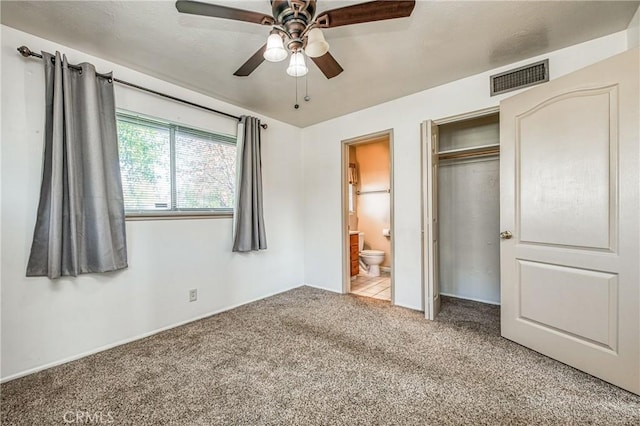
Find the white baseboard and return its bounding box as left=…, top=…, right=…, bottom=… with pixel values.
left=380, top=266, right=391, bottom=273
left=439, top=292, right=501, bottom=306
left=0, top=284, right=302, bottom=383
left=302, top=283, right=343, bottom=294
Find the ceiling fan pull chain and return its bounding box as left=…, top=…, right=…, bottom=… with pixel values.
left=304, top=74, right=310, bottom=102
left=294, top=74, right=300, bottom=109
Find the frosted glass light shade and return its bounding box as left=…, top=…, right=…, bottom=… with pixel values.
left=263, top=33, right=288, bottom=62
left=305, top=28, right=329, bottom=58
left=286, top=51, right=308, bottom=77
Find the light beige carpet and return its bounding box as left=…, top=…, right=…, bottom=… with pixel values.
left=1, top=286, right=639, bottom=425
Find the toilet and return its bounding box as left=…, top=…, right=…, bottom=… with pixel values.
left=357, top=232, right=385, bottom=277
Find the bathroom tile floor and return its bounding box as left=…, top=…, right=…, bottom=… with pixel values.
left=350, top=271, right=391, bottom=301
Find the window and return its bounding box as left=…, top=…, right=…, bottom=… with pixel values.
left=116, top=113, right=236, bottom=216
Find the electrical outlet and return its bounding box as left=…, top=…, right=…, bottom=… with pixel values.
left=189, top=289, right=197, bottom=302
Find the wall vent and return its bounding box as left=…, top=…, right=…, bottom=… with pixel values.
left=490, top=59, right=549, bottom=96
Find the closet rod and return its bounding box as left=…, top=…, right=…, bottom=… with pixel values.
left=357, top=189, right=390, bottom=195
left=438, top=147, right=499, bottom=161
left=17, top=46, right=268, bottom=130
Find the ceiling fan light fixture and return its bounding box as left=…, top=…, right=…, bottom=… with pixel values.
left=286, top=51, right=308, bottom=77
left=263, top=33, right=288, bottom=62
left=305, top=28, right=329, bottom=58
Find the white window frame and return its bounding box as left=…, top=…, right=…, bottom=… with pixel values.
left=116, top=112, right=237, bottom=219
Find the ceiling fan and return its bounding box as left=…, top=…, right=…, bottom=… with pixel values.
left=175, top=0, right=416, bottom=79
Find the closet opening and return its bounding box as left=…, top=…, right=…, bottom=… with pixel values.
left=423, top=109, right=500, bottom=319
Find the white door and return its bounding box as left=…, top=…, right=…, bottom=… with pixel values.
left=500, top=48, right=639, bottom=394
left=422, top=120, right=440, bottom=320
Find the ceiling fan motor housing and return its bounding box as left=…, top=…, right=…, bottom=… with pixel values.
left=271, top=0, right=316, bottom=26
left=272, top=0, right=317, bottom=51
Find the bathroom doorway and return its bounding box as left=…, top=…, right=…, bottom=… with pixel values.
left=341, top=130, right=394, bottom=303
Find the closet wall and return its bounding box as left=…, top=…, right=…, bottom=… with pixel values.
left=437, top=114, right=501, bottom=304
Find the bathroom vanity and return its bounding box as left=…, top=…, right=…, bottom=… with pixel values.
left=349, top=233, right=359, bottom=277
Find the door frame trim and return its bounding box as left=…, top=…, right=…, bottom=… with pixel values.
left=433, top=106, right=500, bottom=126
left=421, top=105, right=500, bottom=318
left=341, top=129, right=395, bottom=304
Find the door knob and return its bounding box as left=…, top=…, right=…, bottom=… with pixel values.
left=500, top=231, right=513, bottom=240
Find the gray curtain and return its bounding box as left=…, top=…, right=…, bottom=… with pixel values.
left=232, top=116, right=267, bottom=252
left=26, top=52, right=128, bottom=279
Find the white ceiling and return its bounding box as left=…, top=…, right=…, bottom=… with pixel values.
left=2, top=1, right=638, bottom=127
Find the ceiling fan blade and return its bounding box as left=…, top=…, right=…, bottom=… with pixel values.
left=233, top=44, right=267, bottom=77
left=175, top=1, right=274, bottom=25
left=311, top=52, right=344, bottom=79
left=315, top=0, right=415, bottom=28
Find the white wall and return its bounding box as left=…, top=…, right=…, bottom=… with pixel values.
left=1, top=26, right=304, bottom=381
left=628, top=5, right=640, bottom=49
left=301, top=31, right=628, bottom=311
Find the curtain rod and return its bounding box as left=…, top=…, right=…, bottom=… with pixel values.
left=17, top=46, right=267, bottom=130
